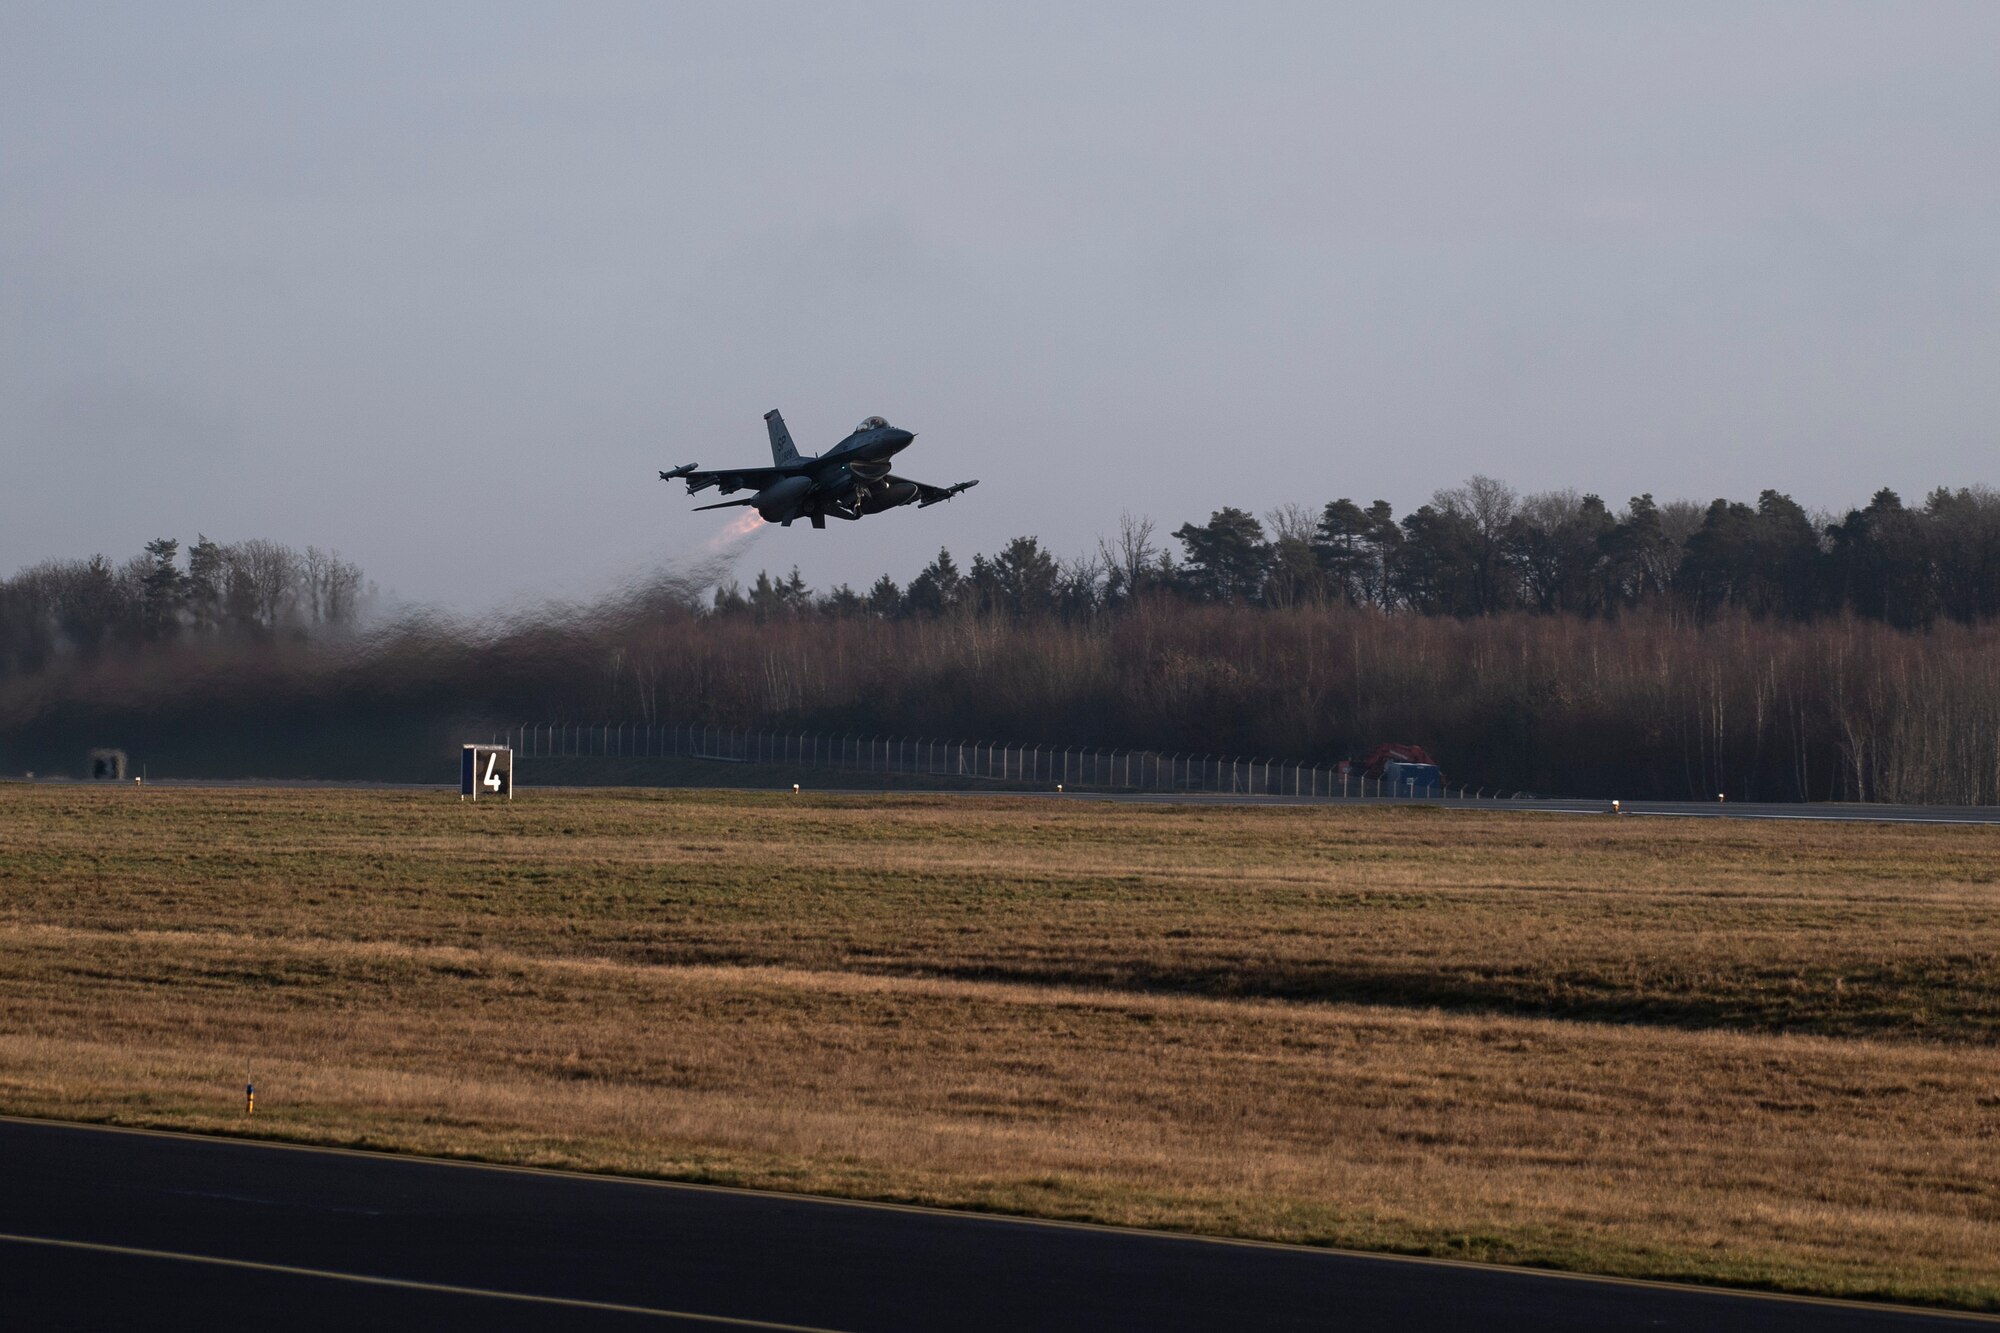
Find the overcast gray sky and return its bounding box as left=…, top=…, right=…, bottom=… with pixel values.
left=5, top=2, right=1997, bottom=607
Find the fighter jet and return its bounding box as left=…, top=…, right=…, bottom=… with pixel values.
left=660, top=411, right=978, bottom=529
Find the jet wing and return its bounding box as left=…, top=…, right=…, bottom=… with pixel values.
left=890, top=475, right=980, bottom=507
left=660, top=465, right=789, bottom=496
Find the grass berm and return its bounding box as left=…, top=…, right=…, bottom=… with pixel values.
left=1, top=784, right=1996, bottom=1309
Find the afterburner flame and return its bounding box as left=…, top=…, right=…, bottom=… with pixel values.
left=706, top=509, right=764, bottom=552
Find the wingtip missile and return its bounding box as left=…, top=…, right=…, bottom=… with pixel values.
left=659, top=462, right=699, bottom=481
left=918, top=479, right=980, bottom=507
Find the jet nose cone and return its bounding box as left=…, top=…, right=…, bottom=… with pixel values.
left=891, top=429, right=916, bottom=449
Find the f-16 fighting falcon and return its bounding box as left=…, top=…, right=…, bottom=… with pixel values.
left=660, top=411, right=978, bottom=529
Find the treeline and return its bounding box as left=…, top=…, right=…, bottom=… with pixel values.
left=7, top=594, right=1995, bottom=804
left=718, top=480, right=2000, bottom=627
left=0, top=537, right=367, bottom=675
left=5, top=482, right=2000, bottom=803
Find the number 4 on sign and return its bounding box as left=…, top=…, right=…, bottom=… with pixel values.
left=483, top=753, right=503, bottom=792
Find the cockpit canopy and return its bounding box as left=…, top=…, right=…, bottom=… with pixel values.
left=855, top=416, right=889, bottom=432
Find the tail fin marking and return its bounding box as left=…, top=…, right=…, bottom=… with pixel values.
left=764, top=410, right=802, bottom=467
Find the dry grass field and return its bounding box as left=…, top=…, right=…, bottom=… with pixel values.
left=1, top=783, right=1997, bottom=1308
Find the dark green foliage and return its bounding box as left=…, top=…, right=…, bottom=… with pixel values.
left=902, top=548, right=965, bottom=618
left=1173, top=507, right=1271, bottom=605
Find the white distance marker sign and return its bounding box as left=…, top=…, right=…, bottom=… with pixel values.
left=460, top=744, right=513, bottom=801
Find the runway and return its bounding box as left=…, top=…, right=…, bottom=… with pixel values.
left=1002, top=790, right=2000, bottom=825
left=13, top=774, right=2000, bottom=826
left=1, top=1118, right=1988, bottom=1331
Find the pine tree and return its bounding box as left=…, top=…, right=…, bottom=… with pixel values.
left=139, top=537, right=187, bottom=640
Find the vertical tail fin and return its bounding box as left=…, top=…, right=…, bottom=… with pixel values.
left=764, top=410, right=801, bottom=466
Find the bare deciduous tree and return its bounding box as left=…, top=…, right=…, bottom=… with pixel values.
left=228, top=539, right=302, bottom=632
left=1099, top=511, right=1159, bottom=603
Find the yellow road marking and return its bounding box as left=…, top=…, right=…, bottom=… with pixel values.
left=0, top=1232, right=849, bottom=1331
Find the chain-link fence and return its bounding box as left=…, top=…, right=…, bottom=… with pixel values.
left=503, top=721, right=1529, bottom=800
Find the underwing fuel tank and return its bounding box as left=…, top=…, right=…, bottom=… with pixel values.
left=858, top=481, right=920, bottom=514
left=753, top=475, right=814, bottom=519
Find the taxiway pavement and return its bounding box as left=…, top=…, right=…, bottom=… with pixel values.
left=0, top=1118, right=1988, bottom=1331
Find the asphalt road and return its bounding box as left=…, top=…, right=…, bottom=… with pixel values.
left=1, top=1119, right=1989, bottom=1331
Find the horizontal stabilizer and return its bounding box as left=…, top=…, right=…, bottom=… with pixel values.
left=692, top=496, right=759, bottom=512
